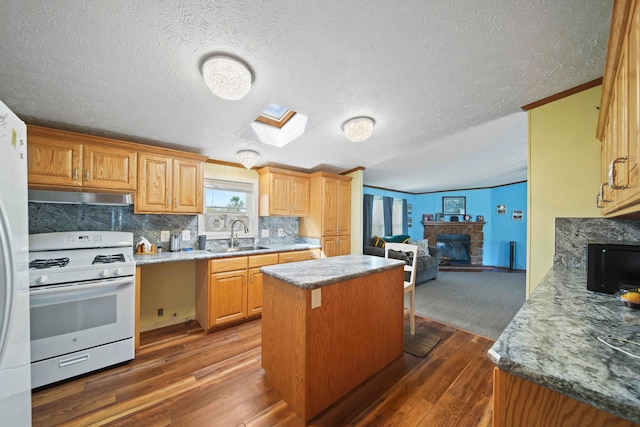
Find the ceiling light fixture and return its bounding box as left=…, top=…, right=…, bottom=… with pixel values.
left=342, top=116, right=375, bottom=142
left=201, top=54, right=253, bottom=100
left=236, top=150, right=260, bottom=169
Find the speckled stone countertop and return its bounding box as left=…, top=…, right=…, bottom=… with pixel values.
left=260, top=254, right=405, bottom=290
left=488, top=267, right=640, bottom=424
left=134, top=243, right=320, bottom=266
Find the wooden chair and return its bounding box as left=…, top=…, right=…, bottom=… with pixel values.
left=384, top=242, right=418, bottom=335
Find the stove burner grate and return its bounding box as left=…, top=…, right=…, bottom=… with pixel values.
left=29, top=257, right=70, bottom=269
left=92, top=254, right=125, bottom=264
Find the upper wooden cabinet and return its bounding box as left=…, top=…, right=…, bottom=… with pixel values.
left=27, top=126, right=137, bottom=191
left=135, top=152, right=204, bottom=214
left=299, top=172, right=352, bottom=257
left=257, top=167, right=310, bottom=216
left=596, top=0, right=640, bottom=215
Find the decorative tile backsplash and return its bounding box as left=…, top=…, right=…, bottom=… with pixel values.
left=554, top=217, right=640, bottom=268
left=27, top=203, right=317, bottom=250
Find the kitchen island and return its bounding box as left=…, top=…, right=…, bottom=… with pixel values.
left=489, top=267, right=640, bottom=426
left=260, top=255, right=406, bottom=423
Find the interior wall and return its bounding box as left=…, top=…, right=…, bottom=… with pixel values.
left=527, top=85, right=602, bottom=296
left=348, top=169, right=364, bottom=254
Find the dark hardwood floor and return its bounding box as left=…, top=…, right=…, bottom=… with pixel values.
left=32, top=316, right=495, bottom=426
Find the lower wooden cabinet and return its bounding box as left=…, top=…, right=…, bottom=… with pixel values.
left=493, top=368, right=637, bottom=427
left=196, top=253, right=279, bottom=330
left=278, top=249, right=320, bottom=263
left=321, top=235, right=350, bottom=258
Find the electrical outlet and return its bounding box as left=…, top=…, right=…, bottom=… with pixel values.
left=182, top=230, right=190, bottom=241
left=157, top=308, right=164, bottom=317
left=161, top=231, right=170, bottom=242
left=261, top=229, right=270, bottom=238
left=278, top=228, right=284, bottom=237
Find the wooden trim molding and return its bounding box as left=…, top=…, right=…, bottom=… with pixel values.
left=521, top=78, right=603, bottom=111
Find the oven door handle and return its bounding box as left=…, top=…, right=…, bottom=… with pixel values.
left=29, top=277, right=134, bottom=296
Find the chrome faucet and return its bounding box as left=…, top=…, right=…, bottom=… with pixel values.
left=230, top=219, right=248, bottom=248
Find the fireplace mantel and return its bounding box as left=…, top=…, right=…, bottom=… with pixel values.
left=423, top=221, right=486, bottom=265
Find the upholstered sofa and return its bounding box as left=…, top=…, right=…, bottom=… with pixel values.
left=363, top=235, right=440, bottom=284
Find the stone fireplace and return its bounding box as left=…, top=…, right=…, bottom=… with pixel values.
left=423, top=221, right=486, bottom=265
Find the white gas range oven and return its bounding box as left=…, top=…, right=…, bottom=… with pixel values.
left=28, top=231, right=135, bottom=388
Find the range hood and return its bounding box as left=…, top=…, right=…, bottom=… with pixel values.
left=28, top=189, right=134, bottom=206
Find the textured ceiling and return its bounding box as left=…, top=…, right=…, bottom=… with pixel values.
left=0, top=0, right=612, bottom=193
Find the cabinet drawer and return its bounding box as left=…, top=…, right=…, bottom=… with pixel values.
left=279, top=249, right=320, bottom=263
left=248, top=253, right=279, bottom=268
left=210, top=256, right=248, bottom=273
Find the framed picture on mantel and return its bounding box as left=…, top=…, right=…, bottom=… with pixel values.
left=443, top=196, right=466, bottom=215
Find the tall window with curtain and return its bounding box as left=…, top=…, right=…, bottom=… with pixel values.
left=369, top=196, right=408, bottom=237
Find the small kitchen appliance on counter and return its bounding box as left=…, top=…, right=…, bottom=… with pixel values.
left=28, top=231, right=136, bottom=388
left=587, top=240, right=640, bottom=294
left=170, top=232, right=181, bottom=252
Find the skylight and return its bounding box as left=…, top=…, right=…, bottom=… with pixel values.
left=255, top=103, right=296, bottom=129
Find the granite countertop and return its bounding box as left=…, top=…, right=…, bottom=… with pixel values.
left=260, top=254, right=405, bottom=290
left=488, top=267, right=640, bottom=424
left=134, top=243, right=320, bottom=266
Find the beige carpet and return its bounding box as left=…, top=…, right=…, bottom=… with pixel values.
left=411, top=271, right=526, bottom=340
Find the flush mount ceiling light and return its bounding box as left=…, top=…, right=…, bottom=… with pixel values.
left=236, top=150, right=260, bottom=169
left=201, top=54, right=253, bottom=100
left=342, top=116, right=375, bottom=142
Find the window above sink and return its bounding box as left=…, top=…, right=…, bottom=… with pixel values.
left=198, top=177, right=258, bottom=240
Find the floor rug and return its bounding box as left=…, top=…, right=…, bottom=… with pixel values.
left=411, top=271, right=526, bottom=340
left=403, top=323, right=442, bottom=358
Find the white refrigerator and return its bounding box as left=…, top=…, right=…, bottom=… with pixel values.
left=0, top=100, right=31, bottom=425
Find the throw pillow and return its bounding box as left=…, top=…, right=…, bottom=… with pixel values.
left=371, top=236, right=386, bottom=248
left=410, top=239, right=430, bottom=257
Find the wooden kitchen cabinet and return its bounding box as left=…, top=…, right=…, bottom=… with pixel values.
left=278, top=249, right=320, bottom=263
left=257, top=167, right=310, bottom=216
left=135, top=151, right=204, bottom=214
left=195, top=253, right=279, bottom=330
left=27, top=125, right=137, bottom=191
left=493, top=368, right=637, bottom=427
left=596, top=0, right=640, bottom=215
left=321, top=235, right=351, bottom=258
left=299, top=172, right=352, bottom=257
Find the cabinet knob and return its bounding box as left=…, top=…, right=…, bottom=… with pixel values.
left=596, top=182, right=612, bottom=208
left=174, top=198, right=178, bottom=208
left=72, top=168, right=78, bottom=181
left=166, top=197, right=170, bottom=207
left=84, top=170, right=89, bottom=181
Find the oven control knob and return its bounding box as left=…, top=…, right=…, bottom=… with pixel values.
left=36, top=275, right=48, bottom=285
left=100, top=269, right=109, bottom=278
left=115, top=268, right=123, bottom=275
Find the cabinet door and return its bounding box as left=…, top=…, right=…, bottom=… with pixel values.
left=269, top=172, right=292, bottom=215
left=291, top=175, right=310, bottom=216
left=322, top=178, right=338, bottom=235
left=172, top=158, right=203, bottom=213
left=210, top=270, right=247, bottom=327
left=321, top=236, right=338, bottom=258
left=136, top=152, right=172, bottom=213
left=84, top=144, right=137, bottom=190
left=336, top=179, right=351, bottom=235
left=27, top=138, right=82, bottom=187
left=247, top=267, right=263, bottom=316
left=338, top=235, right=351, bottom=256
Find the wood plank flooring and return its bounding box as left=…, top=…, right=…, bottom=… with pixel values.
left=32, top=316, right=495, bottom=426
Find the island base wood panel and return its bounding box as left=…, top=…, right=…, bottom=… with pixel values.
left=261, top=266, right=404, bottom=423
left=493, top=368, right=639, bottom=427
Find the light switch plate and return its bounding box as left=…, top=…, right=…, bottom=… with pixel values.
left=277, top=228, right=285, bottom=237
left=181, top=230, right=190, bottom=241
left=161, top=231, right=170, bottom=242
left=311, top=288, right=321, bottom=309
left=261, top=229, right=270, bottom=237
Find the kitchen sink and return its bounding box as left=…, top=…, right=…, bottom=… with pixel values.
left=208, top=245, right=269, bottom=253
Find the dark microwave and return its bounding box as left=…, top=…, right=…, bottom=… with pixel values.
left=587, top=240, right=640, bottom=294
